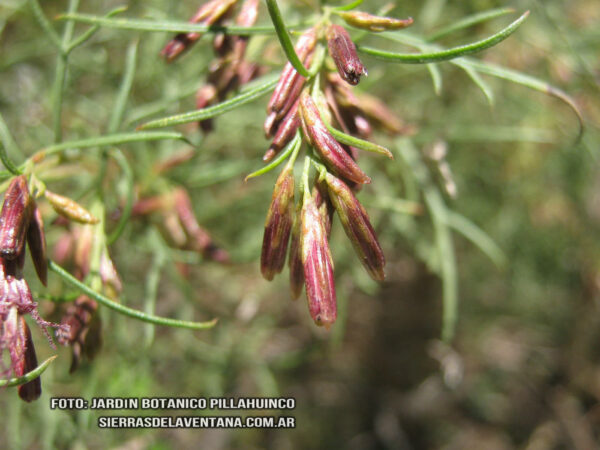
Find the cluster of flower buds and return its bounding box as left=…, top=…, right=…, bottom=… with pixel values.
left=259, top=14, right=412, bottom=328
left=0, top=176, right=66, bottom=401
left=56, top=295, right=101, bottom=373
left=132, top=187, right=230, bottom=265
left=162, top=0, right=263, bottom=131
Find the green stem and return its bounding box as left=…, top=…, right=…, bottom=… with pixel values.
left=29, top=0, right=62, bottom=50
left=0, top=356, right=57, bottom=387
left=49, top=260, right=218, bottom=330
left=265, top=0, right=310, bottom=77
left=358, top=11, right=529, bottom=64
left=106, top=149, right=134, bottom=245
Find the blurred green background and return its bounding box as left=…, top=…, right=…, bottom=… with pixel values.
left=0, top=0, right=599, bottom=448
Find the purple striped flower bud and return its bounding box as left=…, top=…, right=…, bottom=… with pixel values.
left=161, top=0, right=238, bottom=62
left=265, top=29, right=317, bottom=135
left=27, top=202, right=47, bottom=286
left=326, top=24, right=367, bottom=85
left=300, top=193, right=336, bottom=328
left=299, top=91, right=371, bottom=185
left=261, top=165, right=294, bottom=280
left=0, top=175, right=33, bottom=260
left=263, top=99, right=300, bottom=162
left=325, top=173, right=385, bottom=281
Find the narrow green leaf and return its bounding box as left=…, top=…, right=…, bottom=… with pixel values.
left=66, top=6, right=128, bottom=54
left=326, top=125, right=393, bottom=159
left=426, top=63, right=443, bottom=95
left=428, top=7, right=516, bottom=42
left=265, top=0, right=310, bottom=77
left=358, top=11, right=529, bottom=64
left=106, top=149, right=134, bottom=245
left=49, top=260, right=218, bottom=330
left=36, top=132, right=187, bottom=158
left=446, top=211, right=506, bottom=268
left=57, top=12, right=278, bottom=35
left=332, top=0, right=364, bottom=12
left=245, top=133, right=301, bottom=181
left=460, top=58, right=584, bottom=140
left=0, top=112, right=22, bottom=175
left=138, top=78, right=278, bottom=130
left=29, top=0, right=62, bottom=50
left=424, top=188, right=458, bottom=343
left=375, top=28, right=583, bottom=138
left=108, top=40, right=138, bottom=133
left=0, top=356, right=57, bottom=388
left=453, top=60, right=494, bottom=105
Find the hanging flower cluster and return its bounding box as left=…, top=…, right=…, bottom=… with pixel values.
left=0, top=176, right=65, bottom=401
left=160, top=1, right=414, bottom=329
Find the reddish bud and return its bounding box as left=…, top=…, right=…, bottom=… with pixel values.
left=161, top=0, right=238, bottom=62
left=325, top=173, right=385, bottom=281
left=266, top=29, right=317, bottom=125
left=326, top=24, right=367, bottom=85
left=339, top=11, right=414, bottom=32
left=16, top=315, right=42, bottom=402
left=300, top=193, right=336, bottom=328
left=299, top=91, right=371, bottom=185
left=288, top=202, right=304, bottom=299
left=263, top=99, right=300, bottom=162
left=56, top=296, right=101, bottom=373
left=0, top=175, right=33, bottom=260
left=261, top=165, right=294, bottom=280
left=26, top=202, right=48, bottom=286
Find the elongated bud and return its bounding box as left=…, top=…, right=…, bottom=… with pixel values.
left=26, top=202, right=47, bottom=286
left=99, top=249, right=122, bottom=298
left=0, top=175, right=33, bottom=260
left=161, top=0, right=238, bottom=62
left=173, top=188, right=230, bottom=263
left=57, top=296, right=101, bottom=373
left=288, top=201, right=304, bottom=299
left=15, top=315, right=42, bottom=402
left=261, top=165, right=294, bottom=280
left=313, top=177, right=334, bottom=237
left=263, top=99, right=300, bottom=162
left=326, top=24, right=367, bottom=85
left=299, top=91, right=371, bottom=184
left=45, top=191, right=99, bottom=224
left=265, top=29, right=317, bottom=131
left=325, top=173, right=385, bottom=281
left=301, top=193, right=336, bottom=328
left=339, top=11, right=414, bottom=32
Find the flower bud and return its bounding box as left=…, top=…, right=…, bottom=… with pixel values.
left=26, top=202, right=47, bottom=286
left=45, top=191, right=99, bottom=224
left=287, top=199, right=304, bottom=299
left=172, top=188, right=230, bottom=263
left=325, top=173, right=385, bottom=281
left=300, top=193, right=336, bottom=328
left=326, top=24, right=367, bottom=85
left=339, top=11, right=414, bottom=32
left=266, top=29, right=317, bottom=127
left=263, top=99, right=300, bottom=162
left=299, top=91, right=371, bottom=185
left=57, top=295, right=101, bottom=373
left=261, top=165, right=294, bottom=280
left=161, top=0, right=239, bottom=62
left=0, top=175, right=33, bottom=260
left=15, top=314, right=42, bottom=402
